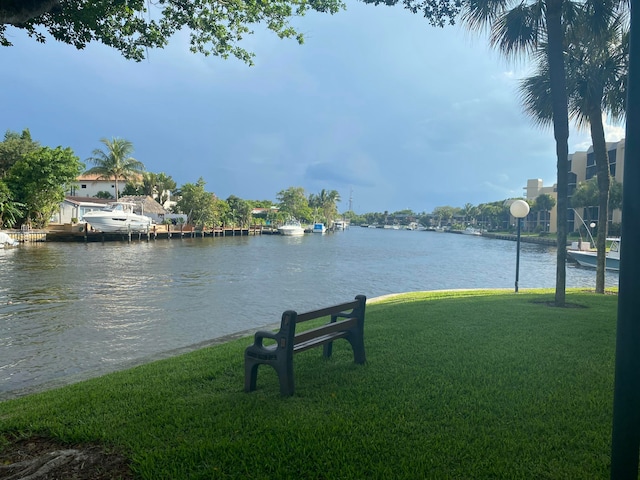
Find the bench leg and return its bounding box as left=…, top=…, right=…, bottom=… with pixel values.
left=353, top=341, right=365, bottom=364
left=277, top=361, right=295, bottom=396
left=245, top=359, right=259, bottom=392
left=349, top=335, right=366, bottom=364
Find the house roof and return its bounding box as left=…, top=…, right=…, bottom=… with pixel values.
left=252, top=207, right=279, bottom=215
left=64, top=197, right=112, bottom=207
left=77, top=173, right=143, bottom=182
left=118, top=195, right=168, bottom=215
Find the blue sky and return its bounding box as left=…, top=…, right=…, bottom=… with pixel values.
left=0, top=2, right=625, bottom=214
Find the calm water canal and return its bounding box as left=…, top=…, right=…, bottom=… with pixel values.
left=0, top=227, right=618, bottom=399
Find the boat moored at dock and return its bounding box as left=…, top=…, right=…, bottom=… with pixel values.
left=312, top=223, right=327, bottom=234
left=82, top=202, right=153, bottom=233
left=278, top=219, right=305, bottom=236
left=567, top=237, right=621, bottom=271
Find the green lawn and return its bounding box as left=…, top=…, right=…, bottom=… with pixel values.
left=0, top=289, right=618, bottom=479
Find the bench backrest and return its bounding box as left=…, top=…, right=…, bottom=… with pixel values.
left=277, top=295, right=366, bottom=349
left=295, top=298, right=362, bottom=323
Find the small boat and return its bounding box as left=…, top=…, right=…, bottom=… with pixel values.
left=567, top=237, right=621, bottom=271
left=334, top=220, right=348, bottom=230
left=82, top=202, right=153, bottom=233
left=0, top=232, right=19, bottom=247
left=312, top=223, right=327, bottom=234
left=462, top=226, right=482, bottom=236
left=278, top=219, right=305, bottom=236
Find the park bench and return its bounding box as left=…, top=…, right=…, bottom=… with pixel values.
left=244, top=295, right=367, bottom=396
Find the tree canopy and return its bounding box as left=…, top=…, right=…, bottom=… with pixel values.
left=5, top=146, right=84, bottom=227
left=226, top=195, right=252, bottom=227
left=277, top=186, right=312, bottom=222
left=359, top=0, right=460, bottom=27
left=0, top=0, right=346, bottom=64
left=0, top=129, right=83, bottom=228
left=0, top=129, right=39, bottom=178
left=173, top=177, right=217, bottom=227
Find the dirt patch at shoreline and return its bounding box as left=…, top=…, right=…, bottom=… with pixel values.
left=0, top=434, right=133, bottom=479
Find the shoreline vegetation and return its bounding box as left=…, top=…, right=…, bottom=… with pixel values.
left=0, top=289, right=618, bottom=479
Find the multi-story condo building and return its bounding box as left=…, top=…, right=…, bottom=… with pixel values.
left=524, top=138, right=626, bottom=233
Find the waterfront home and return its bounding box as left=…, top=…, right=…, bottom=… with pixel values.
left=52, top=195, right=169, bottom=225
left=52, top=197, right=111, bottom=224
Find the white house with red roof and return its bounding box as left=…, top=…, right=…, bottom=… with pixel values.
left=68, top=173, right=137, bottom=198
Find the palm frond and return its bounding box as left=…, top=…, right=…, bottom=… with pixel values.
left=462, top=0, right=511, bottom=34
left=490, top=1, right=546, bottom=59
left=519, top=71, right=554, bottom=127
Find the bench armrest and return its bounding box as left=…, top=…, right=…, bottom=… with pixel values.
left=253, top=330, right=279, bottom=347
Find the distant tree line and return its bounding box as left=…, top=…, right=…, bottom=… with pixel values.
left=0, top=130, right=623, bottom=236
left=0, top=130, right=347, bottom=230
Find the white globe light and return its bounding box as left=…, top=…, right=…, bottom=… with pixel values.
left=510, top=199, right=530, bottom=219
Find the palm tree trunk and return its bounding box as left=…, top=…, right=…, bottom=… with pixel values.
left=546, top=0, right=569, bottom=307
left=589, top=106, right=610, bottom=294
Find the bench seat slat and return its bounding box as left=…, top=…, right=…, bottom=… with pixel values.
left=293, top=331, right=349, bottom=353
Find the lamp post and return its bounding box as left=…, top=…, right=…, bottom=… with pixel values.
left=510, top=200, right=530, bottom=293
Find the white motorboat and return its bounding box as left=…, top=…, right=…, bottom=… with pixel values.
left=462, top=226, right=482, bottom=236
left=0, top=232, right=19, bottom=247
left=278, top=219, right=305, bottom=236
left=312, top=223, right=327, bottom=234
left=567, top=237, right=621, bottom=271
left=82, top=202, right=153, bottom=233
left=333, top=220, right=348, bottom=230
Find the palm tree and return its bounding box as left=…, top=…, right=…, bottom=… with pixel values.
left=0, top=181, right=23, bottom=228
left=462, top=0, right=621, bottom=305
left=461, top=203, right=478, bottom=225
left=321, top=189, right=341, bottom=226
left=534, top=193, right=556, bottom=232
left=308, top=193, right=320, bottom=221
left=155, top=173, right=177, bottom=206
left=85, top=138, right=145, bottom=201
left=520, top=6, right=627, bottom=293
left=141, top=172, right=158, bottom=197
left=462, top=0, right=572, bottom=305
left=309, top=189, right=341, bottom=225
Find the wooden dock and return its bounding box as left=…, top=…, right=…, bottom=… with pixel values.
left=1, top=229, right=47, bottom=243
left=41, top=224, right=264, bottom=243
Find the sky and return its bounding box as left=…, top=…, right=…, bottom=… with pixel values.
left=0, top=3, right=626, bottom=214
